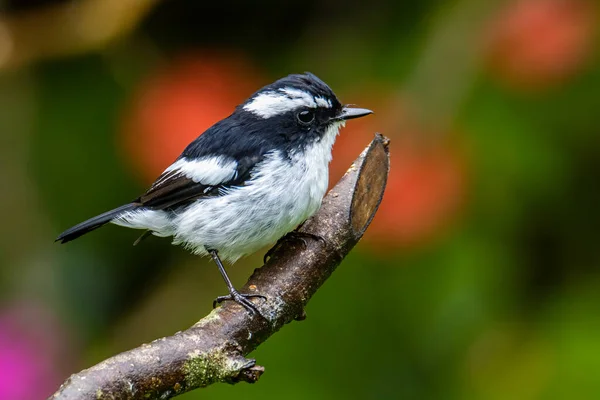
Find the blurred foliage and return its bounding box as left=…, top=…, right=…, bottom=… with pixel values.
left=0, top=0, right=599, bottom=399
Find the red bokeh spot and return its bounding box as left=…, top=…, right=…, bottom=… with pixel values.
left=121, top=52, right=264, bottom=183
left=374, top=140, right=466, bottom=248
left=332, top=91, right=467, bottom=249
left=485, top=0, right=596, bottom=91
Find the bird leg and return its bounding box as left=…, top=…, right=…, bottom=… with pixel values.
left=132, top=230, right=152, bottom=246
left=207, top=248, right=266, bottom=315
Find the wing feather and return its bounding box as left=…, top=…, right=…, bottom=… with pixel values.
left=137, top=154, right=262, bottom=210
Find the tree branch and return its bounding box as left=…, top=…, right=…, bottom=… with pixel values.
left=50, top=133, right=390, bottom=400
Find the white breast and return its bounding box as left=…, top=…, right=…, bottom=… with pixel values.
left=114, top=122, right=344, bottom=263
left=173, top=122, right=343, bottom=262
left=170, top=152, right=322, bottom=262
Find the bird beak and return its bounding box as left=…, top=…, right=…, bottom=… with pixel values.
left=337, top=106, right=374, bottom=121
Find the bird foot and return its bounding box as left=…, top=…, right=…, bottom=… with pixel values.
left=213, top=290, right=267, bottom=316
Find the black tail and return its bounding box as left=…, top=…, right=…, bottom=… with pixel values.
left=56, top=204, right=137, bottom=244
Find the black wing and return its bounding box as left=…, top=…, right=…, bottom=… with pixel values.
left=137, top=154, right=263, bottom=210
left=136, top=110, right=283, bottom=210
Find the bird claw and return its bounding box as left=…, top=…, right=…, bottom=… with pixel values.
left=213, top=290, right=267, bottom=316
left=263, top=231, right=325, bottom=264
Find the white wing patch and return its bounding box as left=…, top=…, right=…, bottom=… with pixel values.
left=164, top=156, right=238, bottom=185
left=243, top=87, right=332, bottom=119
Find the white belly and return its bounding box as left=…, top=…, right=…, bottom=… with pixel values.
left=113, top=122, right=342, bottom=263
left=172, top=148, right=329, bottom=262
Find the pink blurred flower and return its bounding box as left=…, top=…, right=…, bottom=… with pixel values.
left=0, top=302, right=71, bottom=400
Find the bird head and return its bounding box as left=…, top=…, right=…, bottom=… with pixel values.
left=237, top=72, right=372, bottom=150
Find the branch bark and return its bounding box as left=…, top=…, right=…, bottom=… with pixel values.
left=50, top=133, right=390, bottom=400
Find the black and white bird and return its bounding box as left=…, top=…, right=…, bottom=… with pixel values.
left=56, top=72, right=372, bottom=314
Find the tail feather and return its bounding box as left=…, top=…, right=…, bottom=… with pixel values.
left=56, top=204, right=137, bottom=244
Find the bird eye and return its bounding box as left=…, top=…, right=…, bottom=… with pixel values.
left=297, top=110, right=315, bottom=125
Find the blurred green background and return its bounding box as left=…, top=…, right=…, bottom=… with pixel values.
left=1, top=0, right=599, bottom=399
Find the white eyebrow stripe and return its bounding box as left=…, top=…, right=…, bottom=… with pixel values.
left=243, top=87, right=331, bottom=119
left=164, top=156, right=238, bottom=185
left=280, top=88, right=316, bottom=107
left=243, top=90, right=313, bottom=118
left=315, top=97, right=332, bottom=108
